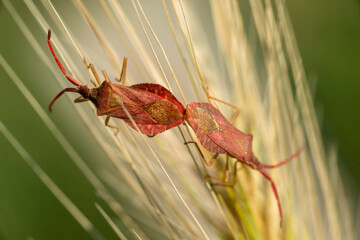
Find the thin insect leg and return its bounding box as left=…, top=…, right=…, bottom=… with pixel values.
left=47, top=29, right=82, bottom=86
left=184, top=141, right=218, bottom=166
left=203, top=156, right=230, bottom=184
left=257, top=168, right=283, bottom=227
left=74, top=96, right=89, bottom=103
left=261, top=149, right=302, bottom=169
left=116, top=57, right=128, bottom=86
left=229, top=109, right=240, bottom=125
left=230, top=160, right=242, bottom=186
left=105, top=116, right=119, bottom=135
left=49, top=88, right=79, bottom=111
left=209, top=160, right=242, bottom=187
left=207, top=95, right=240, bottom=124
left=102, top=70, right=111, bottom=82
left=203, top=175, right=226, bottom=184
left=83, top=57, right=101, bottom=86
left=224, top=156, right=230, bottom=182
left=90, top=80, right=97, bottom=88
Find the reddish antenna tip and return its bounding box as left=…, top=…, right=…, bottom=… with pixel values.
left=48, top=29, right=51, bottom=40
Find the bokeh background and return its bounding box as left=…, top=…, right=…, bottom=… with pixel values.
left=0, top=0, right=359, bottom=239
left=287, top=0, right=360, bottom=190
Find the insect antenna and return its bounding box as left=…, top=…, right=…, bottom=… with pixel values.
left=47, top=29, right=82, bottom=87
left=260, top=149, right=302, bottom=169
left=49, top=88, right=80, bottom=111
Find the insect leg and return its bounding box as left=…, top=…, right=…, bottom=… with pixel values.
left=184, top=141, right=218, bottom=166
left=115, top=57, right=128, bottom=86
left=102, top=70, right=111, bottom=82
left=47, top=29, right=82, bottom=87
left=83, top=57, right=101, bottom=86
left=105, top=116, right=119, bottom=135
left=224, top=156, right=230, bottom=182
left=90, top=80, right=97, bottom=88
left=206, top=159, right=242, bottom=187
left=203, top=156, right=229, bottom=184
left=257, top=169, right=283, bottom=227
left=208, top=96, right=240, bottom=124
left=203, top=175, right=227, bottom=185
left=74, top=96, right=89, bottom=103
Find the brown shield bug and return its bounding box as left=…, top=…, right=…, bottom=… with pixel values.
left=47, top=29, right=185, bottom=136
left=185, top=102, right=301, bottom=227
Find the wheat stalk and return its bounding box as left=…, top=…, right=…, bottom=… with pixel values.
left=0, top=0, right=356, bottom=239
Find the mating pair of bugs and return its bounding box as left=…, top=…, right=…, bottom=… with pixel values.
left=47, top=29, right=301, bottom=227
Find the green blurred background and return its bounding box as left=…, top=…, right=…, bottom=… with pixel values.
left=0, top=0, right=359, bottom=239
left=287, top=0, right=360, bottom=188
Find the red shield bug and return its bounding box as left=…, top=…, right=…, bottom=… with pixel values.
left=185, top=102, right=301, bottom=227
left=47, top=29, right=185, bottom=136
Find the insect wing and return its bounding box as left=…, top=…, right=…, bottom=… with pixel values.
left=186, top=102, right=226, bottom=154
left=125, top=83, right=185, bottom=136
left=202, top=103, right=253, bottom=163
left=187, top=102, right=254, bottom=162
left=98, top=83, right=185, bottom=136
left=95, top=82, right=160, bottom=121
left=207, top=123, right=253, bottom=164
left=124, top=121, right=170, bottom=137
left=122, top=98, right=185, bottom=136
left=130, top=83, right=186, bottom=115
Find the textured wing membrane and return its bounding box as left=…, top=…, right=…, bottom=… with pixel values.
left=186, top=102, right=254, bottom=161
left=186, top=102, right=226, bottom=154
left=97, top=82, right=185, bottom=136
left=96, top=82, right=164, bottom=116
left=131, top=83, right=186, bottom=114
left=141, top=100, right=183, bottom=125
left=124, top=120, right=179, bottom=137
